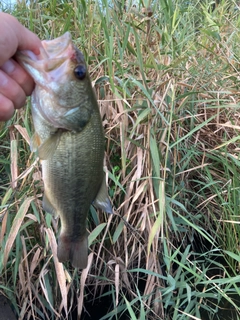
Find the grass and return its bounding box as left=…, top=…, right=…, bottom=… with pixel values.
left=0, top=0, right=240, bottom=319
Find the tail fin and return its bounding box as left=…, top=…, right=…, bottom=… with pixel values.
left=57, top=233, right=88, bottom=269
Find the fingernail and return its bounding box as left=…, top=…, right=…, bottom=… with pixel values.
left=1, top=59, right=15, bottom=74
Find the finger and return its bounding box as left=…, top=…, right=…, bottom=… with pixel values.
left=1, top=59, right=35, bottom=96
left=0, top=13, right=42, bottom=66
left=0, top=70, right=26, bottom=110
left=0, top=94, right=15, bottom=121
left=16, top=22, right=42, bottom=53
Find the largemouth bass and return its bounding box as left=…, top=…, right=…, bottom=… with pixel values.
left=16, top=32, right=112, bottom=269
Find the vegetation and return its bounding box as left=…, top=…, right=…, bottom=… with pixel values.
left=0, top=0, right=240, bottom=319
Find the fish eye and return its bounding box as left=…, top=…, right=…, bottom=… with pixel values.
left=74, top=65, right=87, bottom=80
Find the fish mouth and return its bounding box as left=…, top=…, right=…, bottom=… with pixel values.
left=41, top=32, right=72, bottom=59
left=15, top=32, right=77, bottom=73
left=15, top=32, right=84, bottom=86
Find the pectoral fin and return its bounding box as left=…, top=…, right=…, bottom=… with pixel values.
left=30, top=130, right=62, bottom=160
left=30, top=132, right=41, bottom=152
left=38, top=131, right=62, bottom=160
left=93, top=176, right=113, bottom=214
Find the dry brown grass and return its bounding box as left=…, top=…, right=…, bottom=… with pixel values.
left=0, top=1, right=240, bottom=319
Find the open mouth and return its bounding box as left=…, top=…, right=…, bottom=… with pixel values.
left=41, top=32, right=72, bottom=59
left=15, top=32, right=75, bottom=74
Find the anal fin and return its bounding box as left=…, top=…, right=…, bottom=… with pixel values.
left=93, top=175, right=113, bottom=214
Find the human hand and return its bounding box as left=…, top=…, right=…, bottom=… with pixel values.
left=0, top=13, right=42, bottom=121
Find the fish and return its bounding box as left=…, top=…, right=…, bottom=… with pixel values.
left=16, top=32, right=112, bottom=269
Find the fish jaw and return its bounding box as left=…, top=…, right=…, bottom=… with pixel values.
left=41, top=32, right=72, bottom=58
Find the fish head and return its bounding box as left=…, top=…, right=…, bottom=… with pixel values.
left=16, top=32, right=89, bottom=98
left=16, top=32, right=96, bottom=131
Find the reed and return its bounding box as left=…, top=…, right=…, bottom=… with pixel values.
left=0, top=0, right=240, bottom=319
